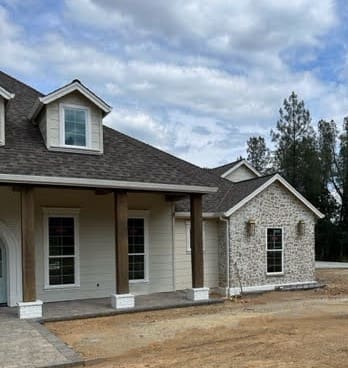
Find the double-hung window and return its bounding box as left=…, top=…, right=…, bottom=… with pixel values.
left=128, top=214, right=148, bottom=282
left=266, top=228, right=283, bottom=274
left=60, top=104, right=89, bottom=148
left=44, top=209, right=80, bottom=288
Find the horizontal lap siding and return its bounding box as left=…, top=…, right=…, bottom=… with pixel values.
left=34, top=190, right=174, bottom=302
left=35, top=188, right=115, bottom=302
left=46, top=91, right=103, bottom=151
left=225, top=166, right=257, bottom=182
left=129, top=194, right=174, bottom=295
left=174, top=218, right=219, bottom=290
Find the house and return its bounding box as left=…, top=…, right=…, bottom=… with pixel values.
left=0, top=71, right=324, bottom=319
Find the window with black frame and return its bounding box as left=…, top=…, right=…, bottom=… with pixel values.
left=267, top=228, right=283, bottom=274
left=128, top=218, right=146, bottom=281
left=48, top=217, right=76, bottom=285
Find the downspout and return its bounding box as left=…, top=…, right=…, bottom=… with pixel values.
left=171, top=202, right=176, bottom=291
left=219, top=216, right=230, bottom=297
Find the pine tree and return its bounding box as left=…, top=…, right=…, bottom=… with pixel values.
left=271, top=92, right=320, bottom=205
left=246, top=136, right=270, bottom=174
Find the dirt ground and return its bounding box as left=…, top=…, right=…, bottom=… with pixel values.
left=47, top=269, right=348, bottom=368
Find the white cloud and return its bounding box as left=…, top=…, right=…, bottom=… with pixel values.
left=0, top=6, right=37, bottom=73
left=0, top=1, right=346, bottom=167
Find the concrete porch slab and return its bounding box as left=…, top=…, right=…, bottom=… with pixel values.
left=42, top=290, right=224, bottom=322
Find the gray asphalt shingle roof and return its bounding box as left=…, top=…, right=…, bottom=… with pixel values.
left=208, top=159, right=243, bottom=176
left=0, top=71, right=277, bottom=213
left=0, top=71, right=221, bottom=190
left=175, top=173, right=275, bottom=213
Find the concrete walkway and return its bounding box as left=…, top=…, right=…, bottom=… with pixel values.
left=316, top=261, right=348, bottom=269
left=0, top=308, right=82, bottom=368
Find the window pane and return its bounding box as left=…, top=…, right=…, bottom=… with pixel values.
left=267, top=251, right=282, bottom=273
left=128, top=254, right=144, bottom=280
left=128, top=218, right=145, bottom=254
left=49, top=257, right=75, bottom=285
left=267, top=228, right=282, bottom=250
left=0, top=247, right=2, bottom=278
left=49, top=217, right=75, bottom=256
left=64, top=108, right=87, bottom=147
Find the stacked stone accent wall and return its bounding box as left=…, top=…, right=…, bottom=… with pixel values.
left=229, top=182, right=316, bottom=289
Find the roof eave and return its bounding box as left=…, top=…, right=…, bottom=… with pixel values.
left=221, top=159, right=261, bottom=179
left=39, top=81, right=112, bottom=115
left=0, top=86, right=15, bottom=100
left=0, top=173, right=218, bottom=194
left=223, top=174, right=325, bottom=219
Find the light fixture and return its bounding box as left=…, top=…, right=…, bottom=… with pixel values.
left=297, top=220, right=305, bottom=236
left=247, top=219, right=256, bottom=236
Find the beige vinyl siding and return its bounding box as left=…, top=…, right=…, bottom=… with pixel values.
left=174, top=218, right=219, bottom=290
left=34, top=189, right=174, bottom=302
left=45, top=91, right=103, bottom=152
left=224, top=165, right=257, bottom=182
left=0, top=97, right=4, bottom=145
left=128, top=193, right=174, bottom=295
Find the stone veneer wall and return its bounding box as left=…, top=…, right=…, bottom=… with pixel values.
left=228, top=182, right=316, bottom=289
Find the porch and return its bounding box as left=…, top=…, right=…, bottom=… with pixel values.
left=0, top=184, right=212, bottom=318
left=2, top=291, right=223, bottom=321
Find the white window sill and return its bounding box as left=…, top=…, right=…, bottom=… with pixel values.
left=129, top=279, right=149, bottom=284
left=266, top=272, right=284, bottom=277
left=48, top=145, right=102, bottom=155
left=44, top=284, right=80, bottom=291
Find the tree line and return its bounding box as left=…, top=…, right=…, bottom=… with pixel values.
left=246, top=92, right=348, bottom=261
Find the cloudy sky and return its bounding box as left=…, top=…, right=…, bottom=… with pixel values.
left=0, top=0, right=347, bottom=167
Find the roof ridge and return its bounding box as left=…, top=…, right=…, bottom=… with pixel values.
left=0, top=70, right=43, bottom=96
left=210, top=158, right=243, bottom=171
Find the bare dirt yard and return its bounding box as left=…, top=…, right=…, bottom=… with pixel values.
left=47, top=269, right=348, bottom=368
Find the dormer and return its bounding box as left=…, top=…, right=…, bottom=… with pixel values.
left=0, top=86, right=15, bottom=146
left=29, top=80, right=111, bottom=154
left=219, top=159, right=261, bottom=182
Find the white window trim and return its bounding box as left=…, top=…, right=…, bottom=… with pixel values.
left=265, top=227, right=284, bottom=276
left=128, top=210, right=149, bottom=284
left=185, top=220, right=206, bottom=253
left=59, top=103, right=91, bottom=149
left=43, top=207, right=80, bottom=289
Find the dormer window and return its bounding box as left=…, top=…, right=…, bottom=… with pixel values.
left=29, top=79, right=111, bottom=154
left=60, top=104, right=90, bottom=148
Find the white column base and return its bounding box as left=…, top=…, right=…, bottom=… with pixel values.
left=187, top=287, right=209, bottom=301
left=17, top=300, right=43, bottom=319
left=111, top=293, right=135, bottom=309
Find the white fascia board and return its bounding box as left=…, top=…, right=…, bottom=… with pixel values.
left=175, top=211, right=221, bottom=218
left=39, top=82, right=112, bottom=115
left=221, top=160, right=261, bottom=178
left=224, top=174, right=325, bottom=219
left=0, top=86, right=15, bottom=100
left=0, top=173, right=218, bottom=194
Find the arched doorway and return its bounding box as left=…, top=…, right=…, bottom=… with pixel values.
left=0, top=239, right=7, bottom=304
left=0, top=221, right=22, bottom=307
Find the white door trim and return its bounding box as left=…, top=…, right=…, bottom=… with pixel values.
left=0, top=221, right=22, bottom=306
left=0, top=241, right=6, bottom=303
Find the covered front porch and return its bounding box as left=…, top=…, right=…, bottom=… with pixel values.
left=6, top=184, right=211, bottom=318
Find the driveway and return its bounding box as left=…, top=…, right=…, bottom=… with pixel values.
left=0, top=308, right=81, bottom=368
